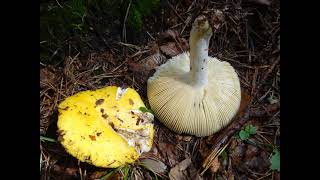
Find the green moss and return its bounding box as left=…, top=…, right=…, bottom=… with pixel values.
left=126, top=0, right=160, bottom=31
left=40, top=0, right=160, bottom=64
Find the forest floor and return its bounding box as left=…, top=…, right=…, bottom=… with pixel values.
left=40, top=0, right=280, bottom=179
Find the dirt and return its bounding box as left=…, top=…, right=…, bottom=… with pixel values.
left=40, top=0, right=280, bottom=179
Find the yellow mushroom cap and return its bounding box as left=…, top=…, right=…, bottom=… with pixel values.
left=147, top=16, right=241, bottom=137
left=57, top=86, right=154, bottom=168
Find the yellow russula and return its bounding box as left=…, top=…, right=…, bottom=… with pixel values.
left=57, top=86, right=154, bottom=168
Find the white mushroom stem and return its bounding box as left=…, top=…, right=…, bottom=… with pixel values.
left=189, top=17, right=213, bottom=87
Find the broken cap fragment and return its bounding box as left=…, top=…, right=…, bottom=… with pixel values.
left=57, top=86, right=154, bottom=168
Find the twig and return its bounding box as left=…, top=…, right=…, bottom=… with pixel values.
left=186, top=0, right=197, bottom=13
left=256, top=172, right=272, bottom=180
left=55, top=0, right=63, bottom=8
left=122, top=0, right=132, bottom=43
left=254, top=56, right=280, bottom=103
left=251, top=68, right=259, bottom=95
left=112, top=59, right=128, bottom=72
left=221, top=56, right=269, bottom=69
left=118, top=42, right=141, bottom=50
left=129, top=49, right=151, bottom=58
left=181, top=15, right=192, bottom=35
left=169, top=22, right=183, bottom=29
left=146, top=31, right=155, bottom=41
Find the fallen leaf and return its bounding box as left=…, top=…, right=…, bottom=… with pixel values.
left=211, top=9, right=225, bottom=30
left=209, top=157, right=220, bottom=173
left=188, top=163, right=204, bottom=180
left=128, top=53, right=167, bottom=84
left=229, top=140, right=246, bottom=166
left=65, top=167, right=78, bottom=176
left=140, top=158, right=167, bottom=174
left=160, top=29, right=179, bottom=41
left=177, top=158, right=192, bottom=171
left=244, top=145, right=259, bottom=160
left=239, top=90, right=252, bottom=116
left=160, top=42, right=182, bottom=57
left=169, top=158, right=192, bottom=180
left=158, top=142, right=179, bottom=167
left=89, top=171, right=107, bottom=179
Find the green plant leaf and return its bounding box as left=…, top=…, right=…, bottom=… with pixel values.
left=270, top=149, right=280, bottom=171
left=121, top=166, right=130, bottom=180
left=239, top=130, right=250, bottom=140
left=40, top=136, right=56, bottom=143
left=220, top=150, right=228, bottom=161
left=245, top=125, right=257, bottom=135
left=139, top=107, right=153, bottom=114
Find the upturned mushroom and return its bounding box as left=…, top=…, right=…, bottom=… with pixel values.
left=147, top=15, right=241, bottom=137
left=57, top=86, right=154, bottom=168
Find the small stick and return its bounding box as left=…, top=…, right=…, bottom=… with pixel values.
left=146, top=31, right=155, bottom=41
left=122, top=0, right=132, bottom=43
left=251, top=68, right=259, bottom=95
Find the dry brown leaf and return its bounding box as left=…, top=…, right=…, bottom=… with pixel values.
left=158, top=142, right=180, bottom=167
left=89, top=171, right=107, bottom=179
left=160, top=29, right=179, bottom=41
left=209, top=157, right=220, bottom=174
left=160, top=42, right=181, bottom=57
left=235, top=89, right=252, bottom=118
left=244, top=145, right=259, bottom=161
left=169, top=158, right=192, bottom=180
left=211, top=10, right=225, bottom=30
left=188, top=163, right=204, bottom=180
left=128, top=53, right=167, bottom=84
left=140, top=158, right=167, bottom=174
left=229, top=140, right=246, bottom=166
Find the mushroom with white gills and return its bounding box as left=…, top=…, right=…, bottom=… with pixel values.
left=147, top=15, right=241, bottom=137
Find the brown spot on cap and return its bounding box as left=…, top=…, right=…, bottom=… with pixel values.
left=61, top=106, right=69, bottom=111
left=109, top=122, right=117, bottom=132
left=131, top=155, right=135, bottom=160
left=57, top=130, right=66, bottom=136
left=89, top=135, right=96, bottom=141
left=129, top=98, right=134, bottom=105
left=95, top=99, right=104, bottom=106
left=136, top=118, right=141, bottom=125
left=117, top=117, right=124, bottom=123
left=102, top=114, right=108, bottom=119
left=96, top=132, right=102, bottom=136
left=100, top=108, right=104, bottom=113
left=106, top=160, right=116, bottom=166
